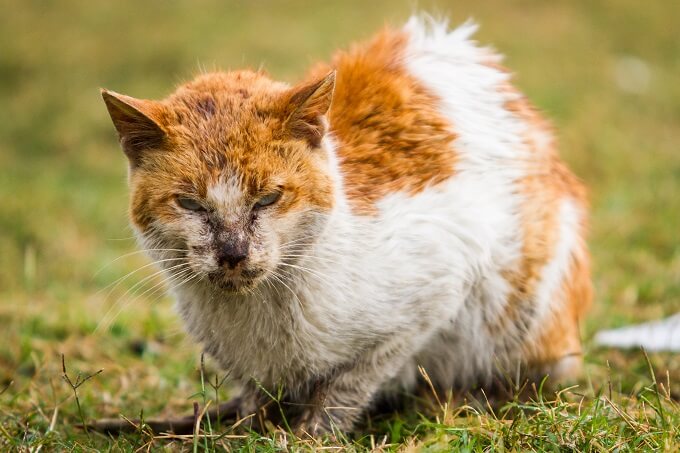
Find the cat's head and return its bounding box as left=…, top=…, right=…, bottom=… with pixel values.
left=102, top=70, right=336, bottom=292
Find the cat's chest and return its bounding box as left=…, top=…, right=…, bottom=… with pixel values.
left=176, top=284, right=350, bottom=384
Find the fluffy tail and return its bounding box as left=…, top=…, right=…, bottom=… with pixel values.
left=594, top=314, right=680, bottom=352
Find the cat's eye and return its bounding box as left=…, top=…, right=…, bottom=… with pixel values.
left=254, top=191, right=282, bottom=209
left=177, top=196, right=205, bottom=212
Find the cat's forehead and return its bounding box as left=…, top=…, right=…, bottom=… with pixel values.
left=181, top=70, right=281, bottom=92
left=133, top=70, right=332, bottom=207
left=164, top=71, right=291, bottom=147
left=169, top=71, right=288, bottom=119
left=157, top=71, right=292, bottom=177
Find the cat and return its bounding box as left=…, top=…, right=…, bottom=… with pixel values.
left=101, top=16, right=592, bottom=435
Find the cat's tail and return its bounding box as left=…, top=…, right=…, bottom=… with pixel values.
left=594, top=314, right=680, bottom=352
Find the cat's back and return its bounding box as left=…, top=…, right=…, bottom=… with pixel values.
left=322, top=17, right=588, bottom=237
left=319, top=24, right=458, bottom=214
left=321, top=18, right=576, bottom=214
left=318, top=17, right=591, bottom=381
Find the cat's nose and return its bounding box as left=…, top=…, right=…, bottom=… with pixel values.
left=216, top=240, right=249, bottom=269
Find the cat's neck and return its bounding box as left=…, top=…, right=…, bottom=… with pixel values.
left=265, top=133, right=359, bottom=293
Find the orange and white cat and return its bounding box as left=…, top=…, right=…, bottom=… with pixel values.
left=102, top=17, right=592, bottom=434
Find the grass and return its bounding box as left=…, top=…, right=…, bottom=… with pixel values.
left=1, top=0, right=679, bottom=450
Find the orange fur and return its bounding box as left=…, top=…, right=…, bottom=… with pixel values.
left=314, top=29, right=458, bottom=213
left=106, top=28, right=457, bottom=222
left=502, top=90, right=592, bottom=376
left=104, top=70, right=336, bottom=231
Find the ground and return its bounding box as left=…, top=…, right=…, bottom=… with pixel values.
left=1, top=0, right=679, bottom=451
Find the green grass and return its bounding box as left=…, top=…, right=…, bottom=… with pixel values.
left=1, top=0, right=679, bottom=450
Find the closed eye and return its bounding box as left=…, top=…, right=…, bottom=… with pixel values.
left=254, top=191, right=282, bottom=209
left=177, top=196, right=205, bottom=211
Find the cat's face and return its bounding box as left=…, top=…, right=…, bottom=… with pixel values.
left=103, top=71, right=336, bottom=292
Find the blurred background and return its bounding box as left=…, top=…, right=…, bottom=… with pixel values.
left=0, top=0, right=679, bottom=446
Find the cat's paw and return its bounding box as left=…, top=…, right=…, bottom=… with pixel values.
left=292, top=409, right=335, bottom=438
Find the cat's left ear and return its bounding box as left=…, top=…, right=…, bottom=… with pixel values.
left=284, top=71, right=336, bottom=148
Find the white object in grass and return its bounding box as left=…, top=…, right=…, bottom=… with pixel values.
left=594, top=314, right=680, bottom=352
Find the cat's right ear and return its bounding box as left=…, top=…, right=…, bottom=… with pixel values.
left=101, top=89, right=167, bottom=168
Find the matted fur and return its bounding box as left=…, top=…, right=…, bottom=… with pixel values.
left=102, top=16, right=592, bottom=434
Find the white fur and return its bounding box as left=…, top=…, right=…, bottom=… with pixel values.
left=169, top=16, right=587, bottom=412
left=207, top=175, right=244, bottom=222
left=534, top=199, right=583, bottom=320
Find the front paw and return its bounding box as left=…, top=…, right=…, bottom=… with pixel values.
left=293, top=409, right=334, bottom=438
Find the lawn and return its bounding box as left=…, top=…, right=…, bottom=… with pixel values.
left=1, top=0, right=679, bottom=451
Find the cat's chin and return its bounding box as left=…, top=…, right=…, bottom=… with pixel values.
left=208, top=277, right=256, bottom=294
left=206, top=270, right=267, bottom=295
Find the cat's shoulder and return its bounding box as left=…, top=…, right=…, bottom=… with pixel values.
left=320, top=16, right=553, bottom=215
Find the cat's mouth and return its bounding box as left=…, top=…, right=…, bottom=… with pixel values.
left=206, top=268, right=266, bottom=293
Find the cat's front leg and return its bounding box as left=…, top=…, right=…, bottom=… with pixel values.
left=292, top=339, right=414, bottom=436
left=292, top=373, right=372, bottom=436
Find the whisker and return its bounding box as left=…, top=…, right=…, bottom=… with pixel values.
left=142, top=267, right=202, bottom=310
left=105, top=236, right=136, bottom=241
left=268, top=271, right=304, bottom=313
left=94, top=257, right=187, bottom=298
left=167, top=271, right=201, bottom=293
left=95, top=262, right=190, bottom=333
left=92, top=248, right=187, bottom=278
left=278, top=253, right=340, bottom=265
left=97, top=266, right=194, bottom=333
left=278, top=262, right=339, bottom=289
